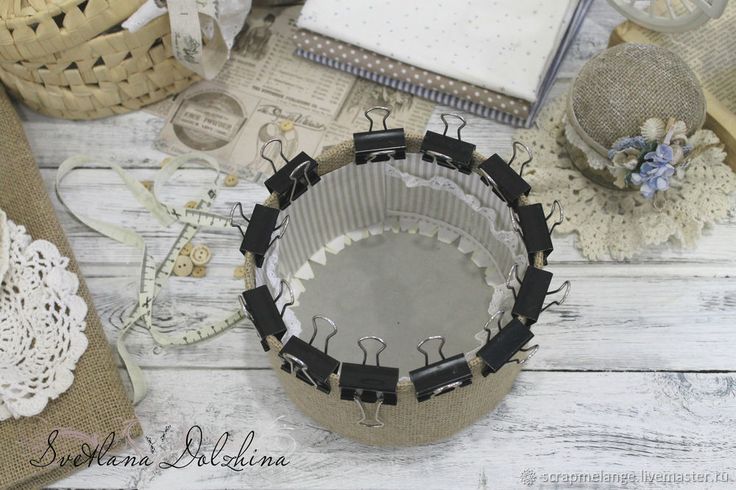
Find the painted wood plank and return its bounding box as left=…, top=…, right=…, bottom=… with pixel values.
left=84, top=267, right=736, bottom=373
left=46, top=369, right=736, bottom=489
left=44, top=167, right=736, bottom=266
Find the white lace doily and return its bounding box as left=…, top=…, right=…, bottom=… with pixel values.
left=515, top=96, right=736, bottom=260
left=0, top=217, right=88, bottom=421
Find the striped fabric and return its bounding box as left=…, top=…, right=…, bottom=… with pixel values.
left=296, top=49, right=527, bottom=127
left=277, top=153, right=524, bottom=281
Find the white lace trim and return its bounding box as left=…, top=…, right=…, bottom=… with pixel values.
left=564, top=119, right=612, bottom=171
left=514, top=96, right=736, bottom=260
left=0, top=219, right=88, bottom=421
left=275, top=164, right=522, bottom=353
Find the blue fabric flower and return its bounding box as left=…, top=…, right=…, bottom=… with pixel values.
left=607, top=136, right=648, bottom=160
left=629, top=156, right=675, bottom=199
left=643, top=143, right=674, bottom=166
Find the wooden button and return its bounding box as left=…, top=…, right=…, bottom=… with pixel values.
left=279, top=120, right=294, bottom=131
left=192, top=266, right=207, bottom=278
left=190, top=245, right=211, bottom=266
left=173, top=256, right=194, bottom=277
left=180, top=243, right=193, bottom=256
left=233, top=266, right=245, bottom=279
left=224, top=174, right=238, bottom=187
left=185, top=200, right=198, bottom=209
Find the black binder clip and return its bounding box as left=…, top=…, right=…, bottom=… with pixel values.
left=506, top=263, right=571, bottom=325
left=339, top=336, right=399, bottom=428
left=420, top=113, right=476, bottom=174
left=477, top=311, right=538, bottom=376
left=409, top=336, right=472, bottom=402
left=511, top=200, right=563, bottom=265
left=262, top=139, right=320, bottom=210
left=238, top=279, right=294, bottom=352
left=230, top=202, right=289, bottom=267
left=279, top=315, right=340, bottom=394
left=478, top=142, right=532, bottom=207
left=353, top=106, right=406, bottom=164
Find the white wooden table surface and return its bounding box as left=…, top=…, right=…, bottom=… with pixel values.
left=17, top=1, right=736, bottom=488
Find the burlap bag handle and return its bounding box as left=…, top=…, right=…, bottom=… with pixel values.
left=0, top=86, right=140, bottom=489
left=243, top=133, right=542, bottom=446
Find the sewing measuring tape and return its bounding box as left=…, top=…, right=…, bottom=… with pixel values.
left=56, top=153, right=244, bottom=403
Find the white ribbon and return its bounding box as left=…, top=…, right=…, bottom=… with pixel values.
left=123, top=0, right=253, bottom=80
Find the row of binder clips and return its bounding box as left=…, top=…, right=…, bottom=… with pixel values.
left=231, top=107, right=570, bottom=428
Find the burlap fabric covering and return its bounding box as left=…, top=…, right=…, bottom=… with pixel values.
left=243, top=134, right=541, bottom=446
left=568, top=43, right=706, bottom=154
left=0, top=86, right=140, bottom=489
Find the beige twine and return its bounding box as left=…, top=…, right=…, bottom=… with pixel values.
left=243, top=132, right=543, bottom=446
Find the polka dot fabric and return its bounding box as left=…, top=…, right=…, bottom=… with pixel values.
left=297, top=0, right=575, bottom=103
left=293, top=30, right=531, bottom=119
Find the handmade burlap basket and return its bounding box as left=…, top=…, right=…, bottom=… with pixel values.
left=0, top=0, right=145, bottom=61
left=0, top=85, right=140, bottom=490
left=565, top=43, right=706, bottom=188
left=243, top=133, right=546, bottom=446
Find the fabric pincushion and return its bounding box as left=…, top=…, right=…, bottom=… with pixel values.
left=565, top=43, right=707, bottom=196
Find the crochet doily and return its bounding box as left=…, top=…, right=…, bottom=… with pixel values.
left=0, top=216, right=88, bottom=421
left=515, top=96, right=736, bottom=260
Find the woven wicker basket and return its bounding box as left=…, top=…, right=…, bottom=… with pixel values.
left=0, top=59, right=196, bottom=119
left=0, top=0, right=145, bottom=62
left=0, top=7, right=199, bottom=119
left=0, top=15, right=174, bottom=86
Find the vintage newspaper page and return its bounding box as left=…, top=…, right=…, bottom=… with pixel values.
left=155, top=4, right=435, bottom=180
left=609, top=3, right=736, bottom=171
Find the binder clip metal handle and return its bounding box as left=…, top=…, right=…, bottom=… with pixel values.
left=278, top=315, right=340, bottom=394
left=410, top=335, right=472, bottom=402
left=417, top=335, right=446, bottom=365
left=358, top=335, right=387, bottom=367
left=230, top=202, right=250, bottom=236
left=440, top=113, right=467, bottom=140
left=355, top=398, right=384, bottom=428
left=365, top=106, right=391, bottom=131
left=309, top=315, right=338, bottom=355
left=273, top=279, right=295, bottom=317
left=506, top=264, right=570, bottom=323
left=280, top=353, right=318, bottom=388
left=508, top=141, right=533, bottom=178
left=420, top=113, right=476, bottom=174
left=546, top=200, right=564, bottom=234
left=483, top=310, right=506, bottom=343
left=262, top=138, right=320, bottom=210
left=261, top=138, right=288, bottom=175
left=231, top=202, right=289, bottom=267
left=354, top=106, right=406, bottom=165
left=339, top=335, right=399, bottom=425
left=287, top=159, right=318, bottom=204
left=477, top=317, right=535, bottom=376
left=541, top=280, right=571, bottom=313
